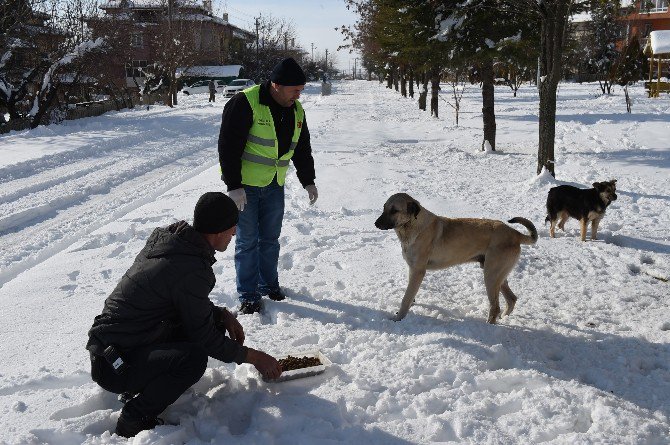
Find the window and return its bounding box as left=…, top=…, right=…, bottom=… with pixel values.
left=130, top=33, right=144, bottom=48
left=125, top=60, right=148, bottom=78
left=642, top=0, right=668, bottom=13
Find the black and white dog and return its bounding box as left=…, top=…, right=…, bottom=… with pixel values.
left=545, top=180, right=617, bottom=241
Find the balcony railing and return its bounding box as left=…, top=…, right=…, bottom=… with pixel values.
left=641, top=1, right=669, bottom=13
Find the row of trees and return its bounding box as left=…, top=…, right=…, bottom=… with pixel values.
left=340, top=0, right=645, bottom=177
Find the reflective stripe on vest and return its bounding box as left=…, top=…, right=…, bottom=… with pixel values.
left=241, top=85, right=304, bottom=187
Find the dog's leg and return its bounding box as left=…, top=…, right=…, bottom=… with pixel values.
left=501, top=280, right=517, bottom=316
left=580, top=219, right=587, bottom=241
left=484, top=276, right=502, bottom=324
left=558, top=212, right=569, bottom=231
left=591, top=218, right=601, bottom=240
left=392, top=268, right=426, bottom=321
left=549, top=218, right=557, bottom=238
left=484, top=248, right=519, bottom=323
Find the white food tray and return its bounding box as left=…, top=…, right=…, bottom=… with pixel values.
left=263, top=350, right=332, bottom=383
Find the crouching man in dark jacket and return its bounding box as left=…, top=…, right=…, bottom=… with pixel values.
left=86, top=192, right=282, bottom=438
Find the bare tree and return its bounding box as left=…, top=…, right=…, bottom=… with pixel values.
left=443, top=63, right=467, bottom=126
left=230, top=14, right=301, bottom=82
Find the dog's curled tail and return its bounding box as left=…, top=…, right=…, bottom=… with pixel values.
left=508, top=217, right=538, bottom=245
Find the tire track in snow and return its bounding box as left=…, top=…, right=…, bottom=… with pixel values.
left=0, top=111, right=222, bottom=288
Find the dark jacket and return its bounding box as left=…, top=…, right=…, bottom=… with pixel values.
left=217, top=81, right=316, bottom=191
left=86, top=221, right=248, bottom=364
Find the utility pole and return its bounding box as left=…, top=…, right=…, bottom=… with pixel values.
left=255, top=16, right=260, bottom=57
left=354, top=58, right=358, bottom=80
left=311, top=42, right=315, bottom=61
left=325, top=49, right=328, bottom=70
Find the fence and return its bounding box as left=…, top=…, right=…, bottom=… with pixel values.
left=0, top=93, right=163, bottom=135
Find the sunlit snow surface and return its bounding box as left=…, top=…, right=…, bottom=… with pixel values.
left=1, top=81, right=669, bottom=444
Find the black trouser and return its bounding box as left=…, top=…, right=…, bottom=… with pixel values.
left=209, top=92, right=216, bottom=102
left=91, top=342, right=208, bottom=419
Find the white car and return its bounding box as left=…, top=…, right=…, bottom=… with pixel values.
left=223, top=79, right=256, bottom=98
left=181, top=80, right=226, bottom=95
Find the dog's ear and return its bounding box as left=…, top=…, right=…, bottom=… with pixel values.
left=407, top=201, right=420, bottom=218
left=592, top=182, right=602, bottom=190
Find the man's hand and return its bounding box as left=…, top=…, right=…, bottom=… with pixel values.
left=228, top=188, right=247, bottom=212
left=246, top=349, right=282, bottom=380
left=305, top=184, right=318, bottom=205
left=218, top=308, right=245, bottom=345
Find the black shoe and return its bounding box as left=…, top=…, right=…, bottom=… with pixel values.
left=115, top=413, right=164, bottom=438
left=267, top=288, right=286, bottom=301
left=239, top=301, right=263, bottom=315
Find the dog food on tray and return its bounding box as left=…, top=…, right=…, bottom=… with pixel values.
left=279, top=355, right=322, bottom=371
left=263, top=350, right=331, bottom=383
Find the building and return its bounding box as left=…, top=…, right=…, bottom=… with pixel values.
left=623, top=0, right=670, bottom=42
left=87, top=0, right=254, bottom=88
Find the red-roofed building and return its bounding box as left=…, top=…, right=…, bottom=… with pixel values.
left=87, top=0, right=254, bottom=88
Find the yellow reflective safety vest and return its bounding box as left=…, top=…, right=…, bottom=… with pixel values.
left=241, top=85, right=304, bottom=187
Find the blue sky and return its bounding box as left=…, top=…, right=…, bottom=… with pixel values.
left=213, top=0, right=360, bottom=72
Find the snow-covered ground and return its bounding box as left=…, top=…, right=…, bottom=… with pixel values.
left=0, top=80, right=669, bottom=445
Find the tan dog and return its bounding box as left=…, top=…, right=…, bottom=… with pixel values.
left=375, top=193, right=537, bottom=324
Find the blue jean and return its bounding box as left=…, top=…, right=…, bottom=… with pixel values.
left=235, top=178, right=284, bottom=303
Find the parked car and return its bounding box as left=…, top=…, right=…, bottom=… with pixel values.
left=181, top=80, right=226, bottom=95
left=223, top=79, right=256, bottom=98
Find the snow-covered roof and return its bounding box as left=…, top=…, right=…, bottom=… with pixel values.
left=650, top=30, right=670, bottom=55
left=178, top=13, right=226, bottom=25
left=100, top=0, right=204, bottom=10
left=175, top=65, right=242, bottom=78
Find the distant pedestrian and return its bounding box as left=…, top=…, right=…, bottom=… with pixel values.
left=208, top=80, right=216, bottom=102
left=217, top=57, right=318, bottom=315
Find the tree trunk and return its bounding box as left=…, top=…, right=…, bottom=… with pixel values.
left=480, top=59, right=496, bottom=151
left=536, top=0, right=571, bottom=177
left=386, top=68, right=393, bottom=89
left=400, top=65, right=407, bottom=97
left=420, top=76, right=429, bottom=111
left=430, top=70, right=440, bottom=118
left=30, top=85, right=59, bottom=129
left=538, top=81, right=557, bottom=175
left=408, top=68, right=414, bottom=98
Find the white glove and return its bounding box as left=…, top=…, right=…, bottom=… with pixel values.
left=228, top=188, right=247, bottom=212
left=305, top=184, right=318, bottom=205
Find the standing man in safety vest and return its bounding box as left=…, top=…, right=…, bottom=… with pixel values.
left=217, top=57, right=317, bottom=315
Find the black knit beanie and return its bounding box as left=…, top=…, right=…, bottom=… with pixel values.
left=193, top=192, right=238, bottom=234
left=270, top=57, right=307, bottom=86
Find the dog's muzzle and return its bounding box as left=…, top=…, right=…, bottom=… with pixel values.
left=375, top=215, right=394, bottom=230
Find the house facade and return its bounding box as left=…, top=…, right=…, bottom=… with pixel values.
left=624, top=0, right=670, bottom=41
left=87, top=0, right=254, bottom=88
